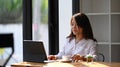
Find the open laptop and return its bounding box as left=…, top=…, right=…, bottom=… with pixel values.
left=23, top=40, right=47, bottom=63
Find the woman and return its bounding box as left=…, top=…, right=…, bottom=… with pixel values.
left=48, top=13, right=97, bottom=61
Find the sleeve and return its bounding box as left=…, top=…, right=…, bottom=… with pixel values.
left=55, top=45, right=65, bottom=59
left=55, top=38, right=68, bottom=59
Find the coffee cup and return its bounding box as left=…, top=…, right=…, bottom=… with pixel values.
left=62, top=55, right=71, bottom=61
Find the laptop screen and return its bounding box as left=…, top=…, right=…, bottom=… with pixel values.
left=23, top=40, right=47, bottom=63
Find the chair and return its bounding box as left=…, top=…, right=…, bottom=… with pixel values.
left=98, top=53, right=105, bottom=62
left=0, top=33, right=14, bottom=67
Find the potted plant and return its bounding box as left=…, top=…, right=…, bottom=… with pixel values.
left=86, top=55, right=93, bottom=62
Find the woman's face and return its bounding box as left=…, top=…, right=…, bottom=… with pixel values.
left=71, top=17, right=83, bottom=36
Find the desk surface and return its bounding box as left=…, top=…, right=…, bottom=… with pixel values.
left=11, top=62, right=120, bottom=67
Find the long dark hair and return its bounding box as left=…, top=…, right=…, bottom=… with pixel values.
left=67, top=13, right=97, bottom=42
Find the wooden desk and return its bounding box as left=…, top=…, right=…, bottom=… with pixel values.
left=11, top=62, right=44, bottom=67
left=11, top=62, right=120, bottom=67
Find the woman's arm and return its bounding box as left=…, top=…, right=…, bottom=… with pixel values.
left=48, top=39, right=68, bottom=60
left=47, top=45, right=65, bottom=60
left=72, top=40, right=97, bottom=61
left=56, top=39, right=70, bottom=59
left=55, top=45, right=65, bottom=59
left=88, top=40, right=97, bottom=60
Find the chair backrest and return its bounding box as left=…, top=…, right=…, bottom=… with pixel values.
left=96, top=44, right=105, bottom=62
left=98, top=53, right=105, bottom=62
left=0, top=33, right=14, bottom=48
left=0, top=33, right=14, bottom=66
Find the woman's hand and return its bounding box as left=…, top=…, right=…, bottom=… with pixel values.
left=72, top=54, right=85, bottom=62
left=47, top=55, right=57, bottom=60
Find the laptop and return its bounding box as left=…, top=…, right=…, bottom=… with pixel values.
left=23, top=40, right=47, bottom=63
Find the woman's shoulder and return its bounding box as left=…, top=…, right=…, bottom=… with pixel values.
left=65, top=38, right=71, bottom=43
left=87, top=39, right=95, bottom=42
left=63, top=38, right=71, bottom=44
left=66, top=37, right=75, bottom=43
left=62, top=38, right=73, bottom=47
left=86, top=39, right=96, bottom=45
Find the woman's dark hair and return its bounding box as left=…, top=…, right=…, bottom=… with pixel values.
left=67, top=13, right=97, bottom=42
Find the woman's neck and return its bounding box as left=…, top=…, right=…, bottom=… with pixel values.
left=75, top=34, right=83, bottom=42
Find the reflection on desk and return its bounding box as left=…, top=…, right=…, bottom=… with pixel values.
left=11, top=62, right=120, bottom=67
left=11, top=62, right=44, bottom=67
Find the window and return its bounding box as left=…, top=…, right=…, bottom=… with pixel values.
left=0, top=0, right=23, bottom=66
left=32, top=0, right=49, bottom=55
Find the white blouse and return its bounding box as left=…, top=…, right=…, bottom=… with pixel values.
left=56, top=38, right=97, bottom=59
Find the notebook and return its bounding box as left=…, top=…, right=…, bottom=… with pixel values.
left=23, top=40, right=47, bottom=63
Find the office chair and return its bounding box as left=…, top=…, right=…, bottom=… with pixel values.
left=0, top=33, right=14, bottom=67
